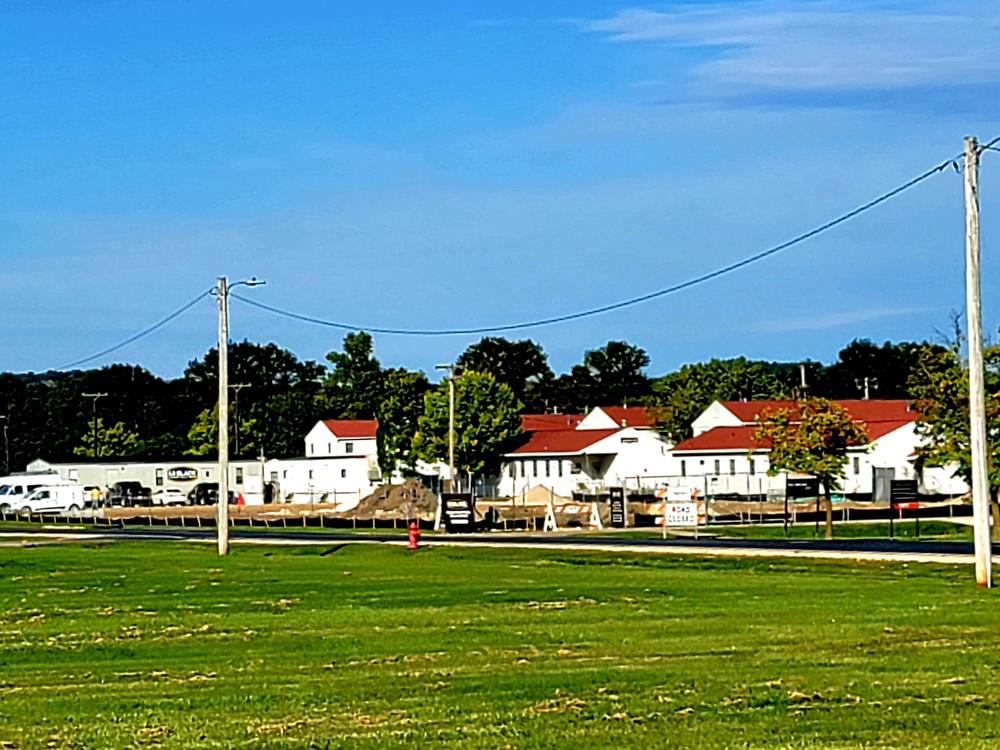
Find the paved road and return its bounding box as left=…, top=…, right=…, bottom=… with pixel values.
left=0, top=524, right=990, bottom=565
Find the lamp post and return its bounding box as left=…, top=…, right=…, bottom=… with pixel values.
left=435, top=364, right=459, bottom=494
left=214, top=276, right=265, bottom=556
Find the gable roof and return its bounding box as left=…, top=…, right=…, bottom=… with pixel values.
left=598, top=406, right=653, bottom=428
left=672, top=418, right=914, bottom=453
left=508, top=429, right=619, bottom=456
left=520, top=413, right=584, bottom=431
left=322, top=419, right=378, bottom=439
left=719, top=399, right=916, bottom=424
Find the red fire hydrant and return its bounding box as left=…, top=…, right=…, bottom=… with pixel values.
left=407, top=521, right=420, bottom=550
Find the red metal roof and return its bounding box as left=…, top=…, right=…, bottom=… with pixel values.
left=597, top=406, right=653, bottom=427
left=520, top=414, right=584, bottom=431
left=720, top=399, right=917, bottom=424
left=322, top=419, right=378, bottom=439
left=673, top=419, right=913, bottom=453
left=508, top=429, right=619, bottom=456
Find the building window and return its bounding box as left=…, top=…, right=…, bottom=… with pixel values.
left=308, top=470, right=314, bottom=480
left=545, top=460, right=551, bottom=477
left=749, top=459, right=756, bottom=476
left=235, top=468, right=243, bottom=485
left=853, top=456, right=860, bottom=475
left=282, top=470, right=288, bottom=479
left=714, top=460, right=720, bottom=476
left=341, top=469, right=347, bottom=478
left=309, top=443, right=315, bottom=456
left=621, top=437, right=638, bottom=444
left=327, top=443, right=331, bottom=454
left=558, top=461, right=563, bottom=478
left=270, top=472, right=278, bottom=482
left=680, top=460, right=686, bottom=477
left=345, top=442, right=354, bottom=454
left=155, top=468, right=163, bottom=487
left=532, top=459, right=537, bottom=477
left=729, top=459, right=736, bottom=476
left=509, top=463, right=517, bottom=479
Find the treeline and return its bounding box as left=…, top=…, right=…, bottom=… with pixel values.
left=0, top=334, right=945, bottom=476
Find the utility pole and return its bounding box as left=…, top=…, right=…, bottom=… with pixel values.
left=0, top=415, right=8, bottom=475
left=213, top=276, right=264, bottom=556
left=855, top=377, right=877, bottom=400
left=217, top=277, right=231, bottom=556
left=231, top=383, right=250, bottom=456
left=965, top=136, right=992, bottom=588
left=82, top=392, right=108, bottom=457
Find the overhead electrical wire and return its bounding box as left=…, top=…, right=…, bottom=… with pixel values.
left=44, top=138, right=1000, bottom=370
left=231, top=147, right=978, bottom=337
left=54, top=289, right=213, bottom=371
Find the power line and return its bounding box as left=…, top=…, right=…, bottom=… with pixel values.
left=232, top=149, right=971, bottom=337
left=54, top=290, right=212, bottom=370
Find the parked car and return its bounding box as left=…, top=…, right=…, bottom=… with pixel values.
left=150, top=488, right=188, bottom=507
left=15, top=485, right=86, bottom=516
left=0, top=476, right=75, bottom=513
left=187, top=483, right=236, bottom=506
left=105, top=481, right=152, bottom=508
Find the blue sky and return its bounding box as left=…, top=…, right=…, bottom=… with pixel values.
left=2, top=0, right=999, bottom=380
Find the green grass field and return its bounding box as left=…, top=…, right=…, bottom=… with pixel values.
left=2, top=540, right=999, bottom=748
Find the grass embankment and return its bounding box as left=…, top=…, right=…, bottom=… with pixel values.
left=1, top=542, right=998, bottom=748
left=599, top=520, right=973, bottom=543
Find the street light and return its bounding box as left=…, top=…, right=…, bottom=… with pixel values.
left=213, top=276, right=265, bottom=556
left=435, top=364, right=459, bottom=495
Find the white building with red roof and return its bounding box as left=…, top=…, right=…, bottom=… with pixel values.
left=671, top=400, right=967, bottom=499
left=497, top=407, right=672, bottom=498
left=265, top=419, right=381, bottom=508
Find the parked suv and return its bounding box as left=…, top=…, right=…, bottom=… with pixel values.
left=188, top=483, right=235, bottom=506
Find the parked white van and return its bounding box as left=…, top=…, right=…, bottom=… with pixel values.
left=13, top=485, right=86, bottom=516
left=0, top=473, right=67, bottom=512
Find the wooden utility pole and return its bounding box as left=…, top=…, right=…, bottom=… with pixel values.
left=81, top=392, right=108, bottom=457
left=965, top=136, right=992, bottom=588
left=217, top=276, right=230, bottom=556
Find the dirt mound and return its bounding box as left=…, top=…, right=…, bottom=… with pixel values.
left=351, top=479, right=438, bottom=520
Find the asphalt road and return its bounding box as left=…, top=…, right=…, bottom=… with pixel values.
left=0, top=524, right=989, bottom=565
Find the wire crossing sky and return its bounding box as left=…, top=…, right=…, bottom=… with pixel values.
left=5, top=1, right=1000, bottom=377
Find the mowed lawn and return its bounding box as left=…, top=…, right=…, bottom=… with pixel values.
left=1, top=542, right=999, bottom=749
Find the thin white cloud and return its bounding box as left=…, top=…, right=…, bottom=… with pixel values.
left=747, top=306, right=932, bottom=333
left=581, top=3, right=1000, bottom=91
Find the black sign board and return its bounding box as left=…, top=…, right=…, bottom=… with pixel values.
left=167, top=467, right=198, bottom=482
left=786, top=478, right=820, bottom=499
left=441, top=493, right=476, bottom=533
left=889, top=480, right=919, bottom=509
left=609, top=486, right=626, bottom=528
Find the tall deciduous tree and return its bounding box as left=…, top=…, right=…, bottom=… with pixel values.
left=414, top=371, right=521, bottom=483
left=754, top=399, right=868, bottom=540
left=569, top=341, right=650, bottom=412
left=376, top=368, right=431, bottom=479
left=908, top=340, right=1000, bottom=535
left=184, top=405, right=256, bottom=457
left=649, top=358, right=791, bottom=442
left=322, top=332, right=383, bottom=419
left=819, top=339, right=939, bottom=400
left=73, top=418, right=140, bottom=458
left=456, top=337, right=553, bottom=412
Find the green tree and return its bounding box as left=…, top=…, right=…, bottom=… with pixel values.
left=567, top=340, right=651, bottom=412
left=649, top=357, right=791, bottom=442
left=414, top=371, right=522, bottom=484
left=376, top=368, right=431, bottom=479
left=754, top=399, right=869, bottom=540
left=250, top=391, right=323, bottom=459
left=184, top=405, right=256, bottom=457
left=73, top=418, right=140, bottom=458
left=819, top=339, right=940, bottom=399
left=908, top=340, right=1000, bottom=536
left=456, top=337, right=553, bottom=412
left=322, top=332, right=383, bottom=419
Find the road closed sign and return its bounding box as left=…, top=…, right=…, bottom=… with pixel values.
left=663, top=502, right=701, bottom=526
